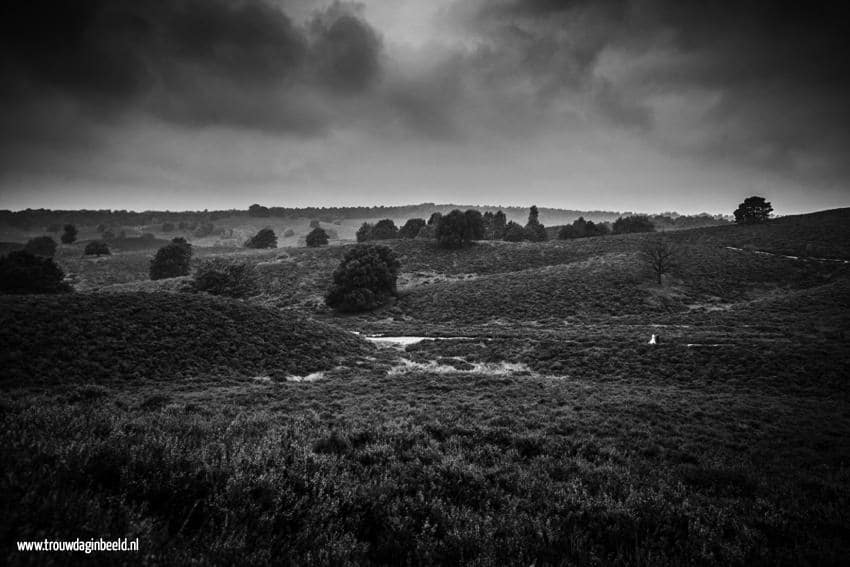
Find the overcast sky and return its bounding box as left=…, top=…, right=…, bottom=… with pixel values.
left=1, top=0, right=848, bottom=214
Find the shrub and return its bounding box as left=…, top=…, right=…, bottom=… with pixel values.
left=503, top=221, right=526, bottom=242
left=150, top=238, right=193, bottom=280
left=162, top=222, right=175, bottom=232
left=84, top=241, right=111, bottom=256
left=416, top=224, right=436, bottom=239
left=246, top=229, right=277, bottom=249
left=371, top=219, right=399, bottom=240
left=356, top=223, right=373, bottom=242
left=464, top=210, right=485, bottom=241
left=558, top=217, right=609, bottom=239
left=734, top=196, right=773, bottom=224
left=325, top=244, right=401, bottom=312
left=306, top=227, right=329, bottom=247
left=436, top=209, right=474, bottom=249
left=194, top=222, right=215, bottom=238
left=612, top=215, right=655, bottom=234
left=399, top=218, right=426, bottom=239
left=61, top=224, right=78, bottom=244
left=283, top=228, right=295, bottom=238
left=309, top=219, right=320, bottom=229
left=524, top=206, right=547, bottom=242
left=193, top=258, right=258, bottom=298
left=248, top=204, right=271, bottom=217
left=0, top=251, right=71, bottom=294
left=24, top=236, right=57, bottom=257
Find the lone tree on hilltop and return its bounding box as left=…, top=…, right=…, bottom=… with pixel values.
left=61, top=224, right=78, bottom=244
left=524, top=205, right=547, bottom=242
left=84, top=240, right=111, bottom=256
left=0, top=251, right=71, bottom=294
left=150, top=238, right=193, bottom=280
left=248, top=203, right=271, bottom=217
left=246, top=228, right=277, bottom=249
left=734, top=196, right=773, bottom=224
left=325, top=244, right=401, bottom=312
left=306, top=227, right=329, bottom=247
left=399, top=218, right=426, bottom=239
left=24, top=236, right=57, bottom=257
left=642, top=236, right=678, bottom=285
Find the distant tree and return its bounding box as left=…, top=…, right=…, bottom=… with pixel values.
left=464, top=210, right=485, bottom=241
left=524, top=206, right=547, bottom=242
left=248, top=204, right=271, bottom=217
left=492, top=210, right=507, bottom=240
left=306, top=227, right=329, bottom=247
left=24, top=236, right=57, bottom=257
left=162, top=222, right=175, bottom=232
left=150, top=238, right=193, bottom=280
left=734, top=196, right=773, bottom=224
left=427, top=212, right=442, bottom=226
left=96, top=223, right=107, bottom=233
left=193, top=258, right=258, bottom=298
left=642, top=236, right=678, bottom=285
left=371, top=219, right=399, bottom=240
left=436, top=209, right=471, bottom=249
left=482, top=212, right=495, bottom=239
left=245, top=228, right=277, bottom=249
left=325, top=244, right=401, bottom=312
left=558, top=217, right=609, bottom=240
left=194, top=221, right=215, bottom=238
left=416, top=224, right=436, bottom=239
left=283, top=228, right=295, bottom=237
left=46, top=223, right=62, bottom=233
left=309, top=219, right=320, bottom=229
left=503, top=221, right=526, bottom=242
left=356, top=223, right=374, bottom=242
left=0, top=251, right=71, bottom=294
left=102, top=229, right=116, bottom=241
left=399, top=218, right=426, bottom=239
left=612, top=215, right=655, bottom=234
left=84, top=241, right=111, bottom=256
left=61, top=224, right=78, bottom=244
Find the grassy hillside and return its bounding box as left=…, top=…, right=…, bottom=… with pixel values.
left=0, top=293, right=373, bottom=384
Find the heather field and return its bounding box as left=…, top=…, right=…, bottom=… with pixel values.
left=2, top=210, right=850, bottom=565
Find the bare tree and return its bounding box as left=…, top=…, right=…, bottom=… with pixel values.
left=642, top=236, right=677, bottom=285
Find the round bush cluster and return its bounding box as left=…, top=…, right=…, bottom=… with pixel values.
left=0, top=250, right=71, bottom=294
left=325, top=244, right=400, bottom=312
left=193, top=258, right=259, bottom=298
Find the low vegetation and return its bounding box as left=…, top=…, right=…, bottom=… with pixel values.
left=0, top=250, right=70, bottom=294
left=193, top=258, right=259, bottom=298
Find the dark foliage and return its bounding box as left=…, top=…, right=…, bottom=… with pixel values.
left=150, top=238, right=193, bottom=280
left=60, top=224, right=77, bottom=244
left=734, top=196, right=773, bottom=224
left=84, top=241, right=111, bottom=256
left=427, top=212, right=442, bottom=225
left=0, top=293, right=372, bottom=383
left=356, top=222, right=374, bottom=242
left=0, top=251, right=70, bottom=294
left=371, top=219, right=400, bottom=241
left=193, top=258, right=259, bottom=298
left=194, top=222, right=215, bottom=238
left=245, top=229, right=277, bottom=249
left=464, top=210, right=485, bottom=241
left=613, top=215, right=656, bottom=234
left=306, top=227, right=329, bottom=247
left=503, top=221, right=526, bottom=242
left=248, top=204, right=271, bottom=217
left=524, top=206, right=548, bottom=242
left=162, top=222, right=175, bottom=232
left=558, top=217, right=610, bottom=239
left=325, top=244, right=401, bottom=312
left=642, top=236, right=678, bottom=284
left=284, top=228, right=295, bottom=238
left=309, top=219, right=320, bottom=229
left=24, top=236, right=57, bottom=257
left=399, top=218, right=426, bottom=239
left=436, top=210, right=471, bottom=249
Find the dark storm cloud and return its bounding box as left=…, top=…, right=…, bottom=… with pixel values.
left=446, top=0, right=850, bottom=178
left=0, top=0, right=382, bottom=138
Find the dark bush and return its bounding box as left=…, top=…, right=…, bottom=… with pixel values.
left=84, top=241, right=111, bottom=256
left=524, top=206, right=547, bottom=242
left=0, top=251, right=71, bottom=294
left=306, top=227, right=329, bottom=247
left=436, top=209, right=472, bottom=249
left=399, top=218, right=426, bottom=239
left=246, top=229, right=277, bottom=249
left=162, top=222, right=175, bottom=232
left=248, top=204, right=271, bottom=217
left=309, top=219, right=320, bottom=229
left=464, top=210, right=485, bottom=241
left=371, top=219, right=399, bottom=240
left=24, top=236, right=57, bottom=257
left=283, top=228, right=295, bottom=238
left=558, top=217, right=610, bottom=239
left=503, top=221, right=526, bottom=242
left=356, top=223, right=374, bottom=242
left=150, top=238, right=193, bottom=280
left=193, top=258, right=258, bottom=298
left=61, top=224, right=78, bottom=244
left=613, top=215, right=655, bottom=234
left=325, top=244, right=401, bottom=312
